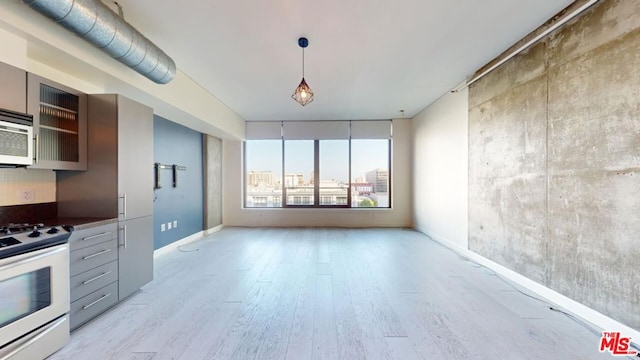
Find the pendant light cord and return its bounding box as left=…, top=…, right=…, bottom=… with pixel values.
left=302, top=47, right=305, bottom=78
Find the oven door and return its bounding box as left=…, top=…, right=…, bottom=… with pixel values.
left=0, top=244, right=69, bottom=348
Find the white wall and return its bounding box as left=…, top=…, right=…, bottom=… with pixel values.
left=412, top=88, right=469, bottom=248
left=223, top=119, right=412, bottom=227
left=0, top=2, right=244, bottom=140
left=0, top=5, right=245, bottom=207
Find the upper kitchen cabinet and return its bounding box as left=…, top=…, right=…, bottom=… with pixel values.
left=0, top=62, right=27, bottom=113
left=58, top=94, right=153, bottom=219
left=27, top=73, right=87, bottom=170
left=115, top=95, right=154, bottom=220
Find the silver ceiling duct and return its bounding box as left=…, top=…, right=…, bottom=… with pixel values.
left=24, top=0, right=176, bottom=84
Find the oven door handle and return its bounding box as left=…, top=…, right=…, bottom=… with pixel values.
left=0, top=315, right=67, bottom=359
left=0, top=245, right=66, bottom=273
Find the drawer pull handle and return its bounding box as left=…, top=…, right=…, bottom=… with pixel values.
left=119, top=193, right=127, bottom=218
left=119, top=225, right=127, bottom=249
left=82, top=248, right=111, bottom=260
left=82, top=232, right=112, bottom=241
left=82, top=271, right=112, bottom=285
left=82, top=293, right=111, bottom=310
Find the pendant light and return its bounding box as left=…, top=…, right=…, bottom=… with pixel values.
left=291, top=37, right=314, bottom=106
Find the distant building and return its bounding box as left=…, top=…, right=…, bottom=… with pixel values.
left=365, top=169, right=388, bottom=193
left=247, top=171, right=273, bottom=187
left=284, top=173, right=305, bottom=187
left=351, top=182, right=373, bottom=195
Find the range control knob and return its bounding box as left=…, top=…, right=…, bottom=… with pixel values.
left=28, top=226, right=42, bottom=238
left=47, top=227, right=59, bottom=234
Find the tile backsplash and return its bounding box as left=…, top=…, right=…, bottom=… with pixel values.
left=0, top=168, right=56, bottom=206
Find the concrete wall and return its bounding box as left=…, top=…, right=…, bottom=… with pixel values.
left=468, top=0, right=640, bottom=330
left=204, top=135, right=223, bottom=229
left=153, top=116, right=204, bottom=250
left=223, top=119, right=412, bottom=227
left=412, top=89, right=469, bottom=248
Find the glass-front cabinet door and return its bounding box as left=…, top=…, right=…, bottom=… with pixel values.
left=27, top=74, right=87, bottom=170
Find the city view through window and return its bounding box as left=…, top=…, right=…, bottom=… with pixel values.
left=245, top=139, right=389, bottom=208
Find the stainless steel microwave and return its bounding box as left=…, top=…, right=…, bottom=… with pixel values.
left=0, top=108, right=33, bottom=166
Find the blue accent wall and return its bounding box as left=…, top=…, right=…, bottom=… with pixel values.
left=153, top=115, right=203, bottom=249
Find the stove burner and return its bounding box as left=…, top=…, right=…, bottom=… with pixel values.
left=0, top=237, right=21, bottom=247
left=28, top=229, right=42, bottom=238
left=47, top=227, right=59, bottom=234
left=0, top=223, right=45, bottom=235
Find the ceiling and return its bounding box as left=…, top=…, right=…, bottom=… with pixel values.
left=109, top=0, right=572, bottom=121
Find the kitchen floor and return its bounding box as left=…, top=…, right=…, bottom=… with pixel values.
left=50, top=227, right=610, bottom=359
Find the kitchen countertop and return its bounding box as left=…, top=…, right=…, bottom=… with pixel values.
left=43, top=217, right=118, bottom=230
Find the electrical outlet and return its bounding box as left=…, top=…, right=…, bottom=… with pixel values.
left=20, top=190, right=35, bottom=202
left=167, top=222, right=172, bottom=230
left=161, top=224, right=166, bottom=232
left=173, top=220, right=177, bottom=228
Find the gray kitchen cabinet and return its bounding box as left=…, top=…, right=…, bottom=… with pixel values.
left=69, top=281, right=118, bottom=330
left=116, top=95, right=154, bottom=221
left=88, top=94, right=154, bottom=300
left=67, top=222, right=119, bottom=330
left=27, top=73, right=87, bottom=170
left=0, top=61, right=27, bottom=113
left=58, top=93, right=154, bottom=307
left=118, top=216, right=153, bottom=300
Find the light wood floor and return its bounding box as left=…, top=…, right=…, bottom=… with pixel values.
left=50, top=228, right=610, bottom=360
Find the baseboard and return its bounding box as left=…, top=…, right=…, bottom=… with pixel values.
left=204, top=224, right=224, bottom=235
left=154, top=231, right=204, bottom=257
left=154, top=225, right=225, bottom=257
left=414, top=226, right=640, bottom=342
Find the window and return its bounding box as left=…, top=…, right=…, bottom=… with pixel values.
left=284, top=140, right=314, bottom=206
left=244, top=121, right=391, bottom=208
left=320, top=196, right=333, bottom=205
left=351, top=139, right=390, bottom=208
left=253, top=197, right=267, bottom=206
left=319, top=140, right=350, bottom=206
left=245, top=140, right=282, bottom=208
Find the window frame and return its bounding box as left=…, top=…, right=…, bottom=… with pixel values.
left=243, top=139, right=283, bottom=209
left=243, top=137, right=391, bottom=209
left=282, top=140, right=352, bottom=208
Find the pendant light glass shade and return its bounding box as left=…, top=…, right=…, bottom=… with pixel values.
left=292, top=37, right=314, bottom=106
left=292, top=77, right=314, bottom=106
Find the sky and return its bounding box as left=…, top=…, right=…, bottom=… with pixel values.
left=246, top=139, right=389, bottom=183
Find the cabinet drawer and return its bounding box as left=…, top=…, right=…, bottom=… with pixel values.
left=70, top=281, right=118, bottom=330
left=69, top=223, right=118, bottom=252
left=70, top=239, right=118, bottom=276
left=70, top=260, right=118, bottom=302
